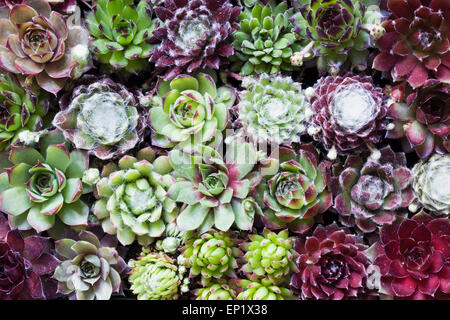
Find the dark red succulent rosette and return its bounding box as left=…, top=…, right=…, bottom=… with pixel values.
left=373, top=0, right=450, bottom=89
left=148, top=0, right=241, bottom=80
left=310, top=74, right=388, bottom=155
left=386, top=80, right=450, bottom=158
left=371, top=212, right=450, bottom=299
left=291, top=223, right=376, bottom=300
left=0, top=215, right=60, bottom=300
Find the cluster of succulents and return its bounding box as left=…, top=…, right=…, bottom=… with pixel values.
left=0, top=0, right=448, bottom=302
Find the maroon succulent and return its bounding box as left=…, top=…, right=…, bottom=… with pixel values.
left=0, top=215, right=60, bottom=300
left=373, top=0, right=450, bottom=89
left=148, top=0, right=241, bottom=80
left=386, top=80, right=449, bottom=159
left=291, top=223, right=376, bottom=300
left=369, top=212, right=449, bottom=299
left=331, top=146, right=415, bottom=233
left=308, top=74, right=388, bottom=157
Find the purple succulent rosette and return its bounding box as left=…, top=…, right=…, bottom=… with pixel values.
left=149, top=0, right=241, bottom=80
left=330, top=146, right=415, bottom=233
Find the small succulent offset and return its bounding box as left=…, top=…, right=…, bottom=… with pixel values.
left=0, top=215, right=60, bottom=300
left=86, top=0, right=157, bottom=72
left=412, top=154, right=450, bottom=215
left=291, top=224, right=375, bottom=300
left=194, top=280, right=236, bottom=300
left=167, top=142, right=262, bottom=233
left=373, top=0, right=450, bottom=88
left=93, top=148, right=178, bottom=246
left=331, top=146, right=415, bottom=233
left=260, top=144, right=332, bottom=234
left=180, top=229, right=241, bottom=286
left=291, top=0, right=378, bottom=73
left=308, top=74, right=388, bottom=158
left=154, top=222, right=191, bottom=254
left=240, top=229, right=298, bottom=285
left=0, top=0, right=90, bottom=94
left=368, top=212, right=450, bottom=299
left=54, top=76, right=145, bottom=160
left=148, top=0, right=241, bottom=80
left=0, top=73, right=49, bottom=151
left=230, top=0, right=302, bottom=76
left=237, top=74, right=311, bottom=146
left=386, top=81, right=449, bottom=159
left=148, top=73, right=232, bottom=149
left=0, top=132, right=90, bottom=233
left=235, top=278, right=295, bottom=300
left=53, top=230, right=128, bottom=300
left=128, top=249, right=189, bottom=300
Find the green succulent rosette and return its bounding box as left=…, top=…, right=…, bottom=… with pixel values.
left=0, top=131, right=90, bottom=233
left=167, top=142, right=262, bottom=233
left=237, top=74, right=311, bottom=145
left=0, top=73, right=49, bottom=151
left=180, top=229, right=241, bottom=286
left=53, top=230, right=128, bottom=300
left=93, top=148, right=178, bottom=246
left=148, top=73, right=232, bottom=149
left=128, top=249, right=188, bottom=300
left=231, top=0, right=302, bottom=76
left=236, top=277, right=295, bottom=300
left=86, top=0, right=157, bottom=72
left=412, top=154, right=450, bottom=215
left=194, top=280, right=237, bottom=300
left=240, top=228, right=297, bottom=284
left=259, top=144, right=333, bottom=234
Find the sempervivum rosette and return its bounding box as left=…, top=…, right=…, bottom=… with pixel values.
left=373, top=0, right=449, bottom=88
left=235, top=278, right=295, bottom=300
left=194, top=280, right=236, bottom=300
left=386, top=81, right=449, bottom=159
left=291, top=223, right=376, bottom=300
left=0, top=0, right=90, bottom=94
left=54, top=76, right=145, bottom=160
left=368, top=212, right=449, bottom=299
left=0, top=215, right=60, bottom=300
left=308, top=74, right=388, bottom=158
left=236, top=74, right=311, bottom=146
left=331, top=146, right=415, bottom=233
left=412, top=154, right=450, bottom=215
left=259, top=144, right=332, bottom=234
left=149, top=0, right=241, bottom=80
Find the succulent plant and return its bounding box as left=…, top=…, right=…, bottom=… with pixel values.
left=194, top=280, right=236, bottom=300
left=291, top=224, right=375, bottom=300
left=86, top=0, right=157, bottom=72
left=0, top=0, right=90, bottom=94
left=53, top=230, right=128, bottom=300
left=412, top=154, right=450, bottom=215
left=259, top=144, right=332, bottom=234
left=0, top=73, right=49, bottom=151
left=230, top=0, right=302, bottom=76
left=0, top=131, right=90, bottom=233
left=368, top=212, right=449, bottom=299
left=180, top=229, right=241, bottom=285
left=167, top=142, right=262, bottom=233
left=308, top=74, right=388, bottom=158
left=372, top=0, right=450, bottom=88
left=128, top=249, right=188, bottom=300
left=93, top=148, right=178, bottom=246
left=47, top=0, right=77, bottom=14
left=148, top=73, right=232, bottom=149
left=236, top=73, right=311, bottom=145
left=331, top=146, right=415, bottom=233
left=291, top=0, right=378, bottom=73
left=240, top=229, right=297, bottom=284
left=386, top=81, right=449, bottom=159
left=148, top=0, right=241, bottom=80
left=54, top=76, right=145, bottom=160
left=154, top=222, right=190, bottom=254
left=0, top=215, right=60, bottom=300
left=235, top=278, right=295, bottom=300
